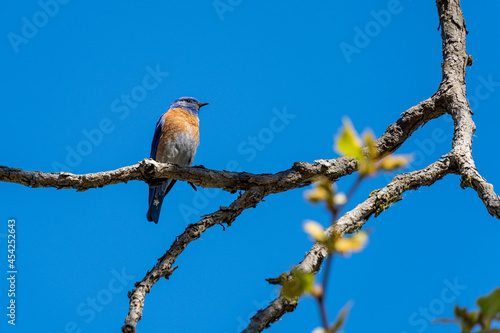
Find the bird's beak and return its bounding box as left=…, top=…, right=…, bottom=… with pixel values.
left=198, top=102, right=209, bottom=108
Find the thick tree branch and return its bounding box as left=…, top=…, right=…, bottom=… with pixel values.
left=436, top=0, right=500, bottom=218
left=0, top=94, right=446, bottom=194
left=122, top=189, right=265, bottom=333
left=241, top=157, right=457, bottom=332
left=449, top=90, right=500, bottom=217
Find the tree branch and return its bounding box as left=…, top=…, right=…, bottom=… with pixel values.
left=435, top=0, right=500, bottom=218
left=122, top=189, right=265, bottom=333
left=241, top=157, right=457, bottom=332
left=0, top=93, right=445, bottom=194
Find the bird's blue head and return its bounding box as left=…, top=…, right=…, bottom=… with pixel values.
left=169, top=97, right=209, bottom=116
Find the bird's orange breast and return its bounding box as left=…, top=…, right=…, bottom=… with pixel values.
left=156, top=108, right=199, bottom=157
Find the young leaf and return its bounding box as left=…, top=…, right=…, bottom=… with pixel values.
left=281, top=269, right=314, bottom=299
left=305, top=183, right=333, bottom=204
left=379, top=155, right=412, bottom=171
left=334, top=232, right=368, bottom=255
left=363, top=130, right=377, bottom=160
left=330, top=302, right=352, bottom=332
left=304, top=220, right=327, bottom=242
left=477, top=288, right=500, bottom=323
left=333, top=193, right=347, bottom=205
left=311, top=328, right=327, bottom=333
left=335, top=118, right=363, bottom=160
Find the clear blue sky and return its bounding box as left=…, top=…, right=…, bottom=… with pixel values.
left=2, top=1, right=500, bottom=332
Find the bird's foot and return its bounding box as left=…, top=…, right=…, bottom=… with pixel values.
left=188, top=182, right=197, bottom=191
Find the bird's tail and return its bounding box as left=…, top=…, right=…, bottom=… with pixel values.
left=146, top=180, right=177, bottom=223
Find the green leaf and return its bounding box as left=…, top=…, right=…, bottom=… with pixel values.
left=335, top=118, right=363, bottom=160
left=334, top=231, right=368, bottom=255
left=305, top=180, right=334, bottom=204
left=281, top=269, right=314, bottom=299
left=303, top=220, right=327, bottom=242
left=378, top=155, right=412, bottom=171
left=477, top=288, right=500, bottom=322
left=330, top=302, right=352, bottom=332
left=363, top=130, right=377, bottom=160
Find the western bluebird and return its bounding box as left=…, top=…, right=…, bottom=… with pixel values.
left=146, top=97, right=209, bottom=223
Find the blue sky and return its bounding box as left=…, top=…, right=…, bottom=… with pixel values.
left=2, top=1, right=500, bottom=332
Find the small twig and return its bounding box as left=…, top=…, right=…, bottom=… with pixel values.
left=316, top=173, right=363, bottom=330
left=345, top=175, right=364, bottom=203
left=321, top=251, right=335, bottom=296
left=318, top=295, right=329, bottom=330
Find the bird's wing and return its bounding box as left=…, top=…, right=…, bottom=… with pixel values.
left=150, top=115, right=166, bottom=159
